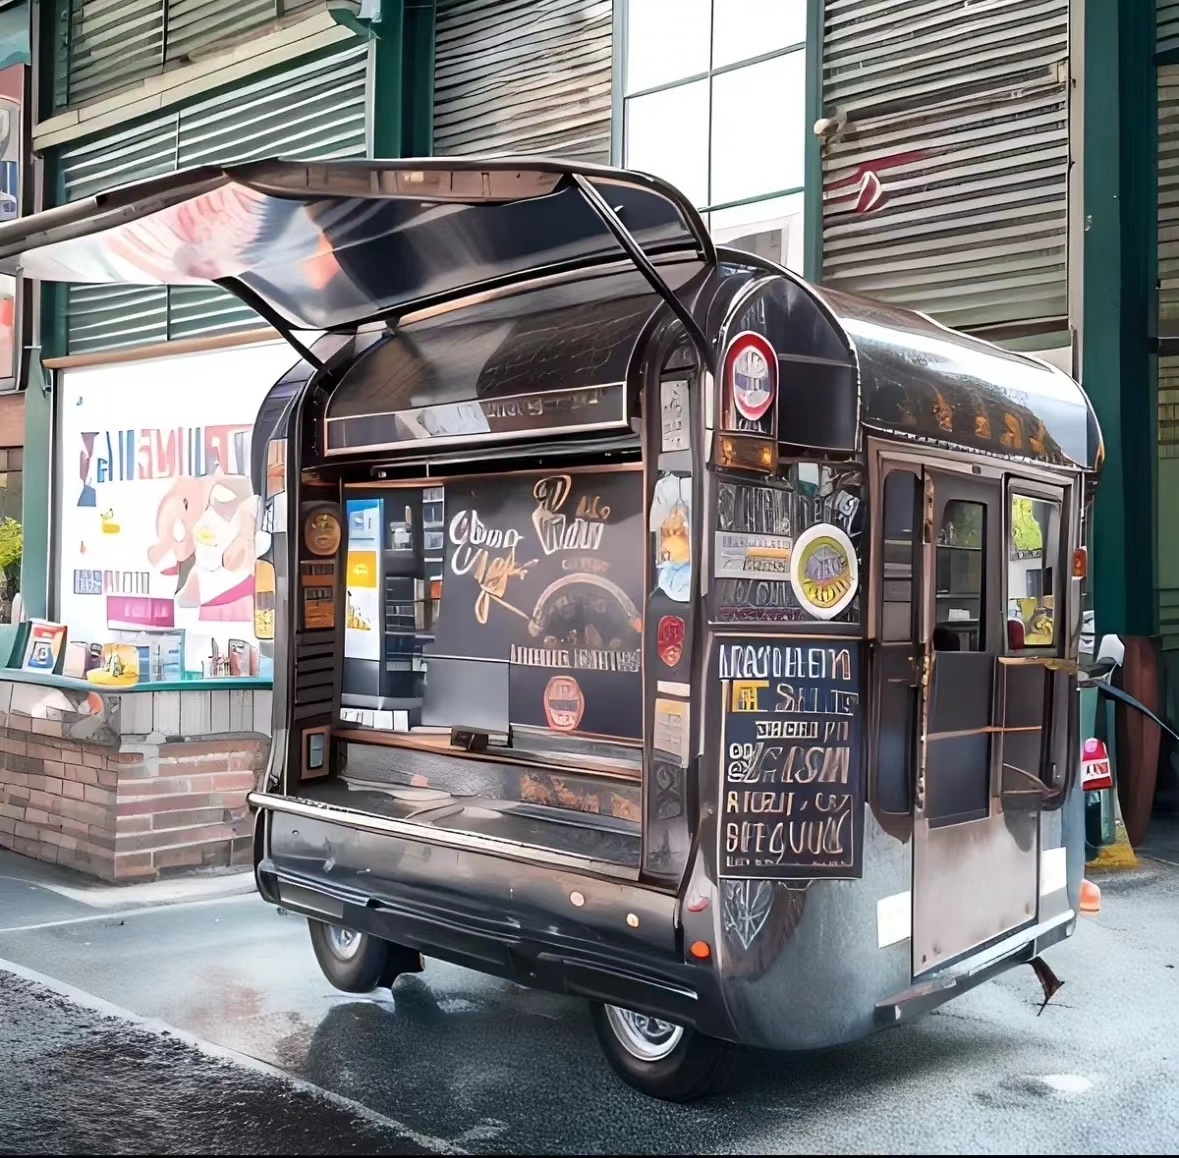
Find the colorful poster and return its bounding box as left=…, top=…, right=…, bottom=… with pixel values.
left=0, top=61, right=24, bottom=383
left=56, top=341, right=301, bottom=674
left=344, top=497, right=382, bottom=661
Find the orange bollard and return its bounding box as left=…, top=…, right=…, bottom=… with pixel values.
left=1080, top=878, right=1101, bottom=913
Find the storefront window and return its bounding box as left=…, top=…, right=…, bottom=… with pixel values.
left=620, top=0, right=809, bottom=269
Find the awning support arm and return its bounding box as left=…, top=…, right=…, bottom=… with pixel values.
left=214, top=276, right=325, bottom=370
left=571, top=174, right=716, bottom=377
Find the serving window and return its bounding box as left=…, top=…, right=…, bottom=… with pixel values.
left=339, top=465, right=645, bottom=765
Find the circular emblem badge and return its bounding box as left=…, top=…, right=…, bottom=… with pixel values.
left=790, top=523, right=858, bottom=620
left=723, top=331, right=777, bottom=424
left=304, top=509, right=342, bottom=557
left=543, top=675, right=585, bottom=732
left=656, top=615, right=686, bottom=668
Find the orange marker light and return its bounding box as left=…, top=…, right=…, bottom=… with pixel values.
left=689, top=940, right=711, bottom=960
left=1072, top=547, right=1087, bottom=580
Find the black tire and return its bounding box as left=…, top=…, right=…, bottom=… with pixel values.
left=307, top=919, right=391, bottom=993
left=589, top=1002, right=740, bottom=1102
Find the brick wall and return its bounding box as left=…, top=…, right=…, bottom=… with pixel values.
left=113, top=739, right=268, bottom=878
left=0, top=681, right=271, bottom=882
left=0, top=715, right=121, bottom=878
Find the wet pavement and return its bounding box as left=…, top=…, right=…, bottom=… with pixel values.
left=1, top=855, right=1177, bottom=1154
left=0, top=970, right=439, bottom=1155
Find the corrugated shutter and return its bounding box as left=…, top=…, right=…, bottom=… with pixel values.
left=1159, top=63, right=1179, bottom=340
left=1161, top=0, right=1179, bottom=56
left=433, top=0, right=612, bottom=162
left=53, top=0, right=308, bottom=110
left=58, top=0, right=164, bottom=108
left=820, top=0, right=1069, bottom=333
left=60, top=45, right=369, bottom=354
left=164, top=0, right=277, bottom=65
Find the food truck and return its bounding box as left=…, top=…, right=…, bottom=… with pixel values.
left=0, top=158, right=1103, bottom=1101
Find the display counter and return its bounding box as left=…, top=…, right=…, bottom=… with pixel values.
left=0, top=670, right=272, bottom=882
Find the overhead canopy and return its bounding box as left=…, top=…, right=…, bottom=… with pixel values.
left=0, top=158, right=713, bottom=331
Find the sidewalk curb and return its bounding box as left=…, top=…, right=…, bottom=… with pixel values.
left=0, top=955, right=466, bottom=1155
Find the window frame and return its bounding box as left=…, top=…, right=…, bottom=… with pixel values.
left=1003, top=477, right=1068, bottom=657
left=612, top=0, right=816, bottom=247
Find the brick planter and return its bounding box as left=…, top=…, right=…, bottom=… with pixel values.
left=0, top=678, right=271, bottom=882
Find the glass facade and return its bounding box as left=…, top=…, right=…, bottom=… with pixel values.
left=620, top=0, right=808, bottom=270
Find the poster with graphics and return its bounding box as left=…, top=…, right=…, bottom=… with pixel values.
left=429, top=468, right=644, bottom=739
left=0, top=61, right=24, bottom=383
left=344, top=498, right=382, bottom=660
left=57, top=342, right=301, bottom=674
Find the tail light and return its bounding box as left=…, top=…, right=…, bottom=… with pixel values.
left=1081, top=737, right=1113, bottom=791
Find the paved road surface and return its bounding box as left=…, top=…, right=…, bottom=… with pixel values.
left=0, top=969, right=441, bottom=1155
left=1, top=861, right=1177, bottom=1154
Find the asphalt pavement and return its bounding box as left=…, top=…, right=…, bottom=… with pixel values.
left=0, top=850, right=1177, bottom=1154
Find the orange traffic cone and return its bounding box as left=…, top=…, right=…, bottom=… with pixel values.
left=1080, top=878, right=1101, bottom=913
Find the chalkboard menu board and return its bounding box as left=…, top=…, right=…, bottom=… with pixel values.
left=430, top=468, right=645, bottom=740
left=716, top=637, right=863, bottom=880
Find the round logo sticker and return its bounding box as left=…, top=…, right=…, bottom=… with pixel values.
left=543, top=675, right=585, bottom=732
left=790, top=524, right=858, bottom=620
left=723, top=331, right=777, bottom=424
left=656, top=615, right=686, bottom=668
left=304, top=509, right=342, bottom=557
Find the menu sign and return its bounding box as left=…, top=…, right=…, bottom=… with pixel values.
left=430, top=468, right=644, bottom=739
left=717, top=638, right=863, bottom=880
left=325, top=384, right=628, bottom=455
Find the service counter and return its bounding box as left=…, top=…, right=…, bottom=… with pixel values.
left=0, top=671, right=271, bottom=882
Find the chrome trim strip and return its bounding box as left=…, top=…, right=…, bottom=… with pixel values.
left=249, top=791, right=643, bottom=881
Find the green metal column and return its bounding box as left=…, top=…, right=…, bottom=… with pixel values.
left=1082, top=0, right=1156, bottom=640
left=370, top=0, right=436, bottom=159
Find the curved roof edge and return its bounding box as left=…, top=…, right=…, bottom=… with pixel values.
left=713, top=247, right=1101, bottom=473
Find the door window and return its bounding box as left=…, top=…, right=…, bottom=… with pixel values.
left=1006, top=493, right=1061, bottom=650
left=881, top=470, right=919, bottom=642
left=934, top=500, right=986, bottom=651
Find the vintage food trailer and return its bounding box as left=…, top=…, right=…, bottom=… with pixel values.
left=0, top=159, right=1103, bottom=1101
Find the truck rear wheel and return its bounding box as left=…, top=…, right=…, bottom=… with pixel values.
left=307, top=919, right=390, bottom=993
left=589, top=1002, right=739, bottom=1102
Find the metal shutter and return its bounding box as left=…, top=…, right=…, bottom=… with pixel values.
left=1161, top=0, right=1179, bottom=56
left=60, top=45, right=369, bottom=354
left=53, top=0, right=311, bottom=111
left=1160, top=63, right=1179, bottom=342
left=820, top=0, right=1069, bottom=334
left=433, top=0, right=612, bottom=163
left=56, top=0, right=164, bottom=109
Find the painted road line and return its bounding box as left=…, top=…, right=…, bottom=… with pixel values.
left=0, top=955, right=469, bottom=1156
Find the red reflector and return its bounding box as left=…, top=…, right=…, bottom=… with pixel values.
left=1081, top=737, right=1113, bottom=791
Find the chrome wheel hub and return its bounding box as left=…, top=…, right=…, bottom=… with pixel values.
left=605, top=1005, right=684, bottom=1061
left=326, top=925, right=362, bottom=960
